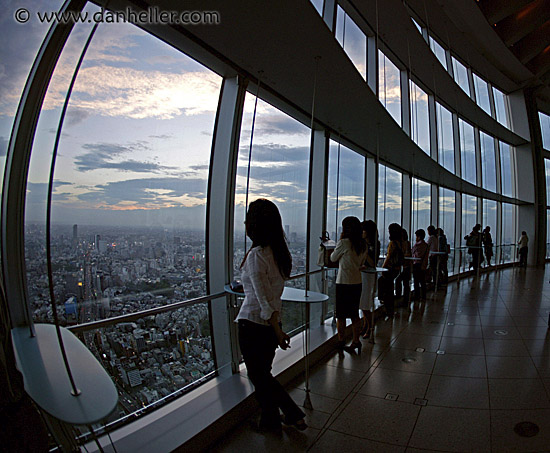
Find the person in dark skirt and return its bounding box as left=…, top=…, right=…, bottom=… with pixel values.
left=236, top=199, right=306, bottom=432
left=331, top=216, right=367, bottom=354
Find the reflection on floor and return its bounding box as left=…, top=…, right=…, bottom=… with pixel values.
left=211, top=265, right=550, bottom=452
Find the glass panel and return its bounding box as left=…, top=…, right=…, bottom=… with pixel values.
left=459, top=119, right=476, bottom=185
left=473, top=74, right=491, bottom=115
left=412, top=18, right=422, bottom=33
left=500, top=141, right=513, bottom=198
left=234, top=94, right=310, bottom=280
left=327, top=141, right=365, bottom=240
left=47, top=23, right=222, bottom=324
left=310, top=0, right=323, bottom=15
left=410, top=80, right=430, bottom=154
left=378, top=51, right=401, bottom=126
left=480, top=132, right=496, bottom=192
left=336, top=6, right=367, bottom=80
left=547, top=210, right=550, bottom=258
left=439, top=188, right=455, bottom=272
left=461, top=194, right=477, bottom=242
left=540, top=111, right=550, bottom=151
left=501, top=203, right=516, bottom=262
left=546, top=159, right=550, bottom=206
left=452, top=56, right=470, bottom=96
left=0, top=0, right=65, bottom=184
left=378, top=165, right=402, bottom=252
left=493, top=87, right=508, bottom=127
left=429, top=36, right=447, bottom=70
left=74, top=299, right=216, bottom=430
left=411, top=178, right=431, bottom=237
left=436, top=103, right=454, bottom=172
left=482, top=199, right=497, bottom=264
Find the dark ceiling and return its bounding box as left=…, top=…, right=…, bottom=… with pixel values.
left=477, top=0, right=550, bottom=94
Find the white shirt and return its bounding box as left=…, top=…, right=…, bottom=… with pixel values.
left=330, top=238, right=367, bottom=285
left=235, top=246, right=284, bottom=326
left=518, top=235, right=528, bottom=249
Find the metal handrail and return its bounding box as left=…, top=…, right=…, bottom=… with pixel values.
left=68, top=291, right=226, bottom=334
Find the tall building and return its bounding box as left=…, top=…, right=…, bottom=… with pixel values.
left=2, top=0, right=550, bottom=451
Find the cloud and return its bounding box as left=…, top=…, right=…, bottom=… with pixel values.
left=0, top=136, right=7, bottom=157
left=252, top=115, right=309, bottom=137
left=149, top=134, right=173, bottom=140
left=65, top=107, right=91, bottom=127
left=76, top=177, right=207, bottom=209
left=74, top=142, right=177, bottom=173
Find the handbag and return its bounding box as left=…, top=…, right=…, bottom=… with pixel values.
left=317, top=231, right=338, bottom=268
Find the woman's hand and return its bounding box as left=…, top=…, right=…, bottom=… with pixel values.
left=276, top=330, right=291, bottom=350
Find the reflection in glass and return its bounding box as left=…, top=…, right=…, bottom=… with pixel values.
left=540, top=111, right=550, bottom=150
left=410, top=81, right=430, bottom=154
left=500, top=141, right=513, bottom=198
left=452, top=56, right=470, bottom=96
left=459, top=119, right=476, bottom=185
left=327, top=141, right=365, bottom=240
left=336, top=6, right=367, bottom=80
left=493, top=87, right=508, bottom=127
left=473, top=74, right=491, bottom=115
left=378, top=165, right=402, bottom=252
left=436, top=103, right=454, bottom=172
left=411, top=178, right=431, bottom=237
left=379, top=51, right=401, bottom=126
left=480, top=132, right=496, bottom=192
left=429, top=36, right=447, bottom=70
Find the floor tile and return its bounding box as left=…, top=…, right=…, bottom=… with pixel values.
left=377, top=349, right=437, bottom=375
left=481, top=325, right=522, bottom=340
left=408, top=406, right=490, bottom=452
left=358, top=368, right=431, bottom=404
left=523, top=339, right=550, bottom=356
left=486, top=355, right=540, bottom=378
left=325, top=346, right=382, bottom=372
left=530, top=355, right=550, bottom=378
left=491, top=409, right=550, bottom=452
left=482, top=339, right=530, bottom=357
left=310, top=429, right=405, bottom=452
left=391, top=333, right=442, bottom=353
left=328, top=394, right=420, bottom=446
left=517, top=325, right=550, bottom=340
left=437, top=337, right=484, bottom=356
left=294, top=363, right=364, bottom=400
left=425, top=375, right=489, bottom=409
left=511, top=315, right=548, bottom=327
left=288, top=387, right=341, bottom=414
left=433, top=353, right=487, bottom=378
left=442, top=324, right=483, bottom=339
left=479, top=315, right=515, bottom=327
left=488, top=378, right=550, bottom=409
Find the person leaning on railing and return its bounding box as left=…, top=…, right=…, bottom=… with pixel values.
left=518, top=231, right=529, bottom=267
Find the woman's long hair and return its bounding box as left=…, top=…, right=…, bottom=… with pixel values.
left=388, top=223, right=402, bottom=242
left=241, top=199, right=292, bottom=279
left=341, top=216, right=366, bottom=255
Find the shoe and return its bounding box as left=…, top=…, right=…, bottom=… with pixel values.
left=336, top=340, right=345, bottom=351
left=343, top=341, right=362, bottom=354
left=282, top=416, right=308, bottom=431
left=362, top=326, right=372, bottom=340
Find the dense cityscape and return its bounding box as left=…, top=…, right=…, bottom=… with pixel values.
left=24, top=223, right=307, bottom=419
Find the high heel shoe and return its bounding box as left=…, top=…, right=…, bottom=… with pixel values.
left=343, top=341, right=362, bottom=354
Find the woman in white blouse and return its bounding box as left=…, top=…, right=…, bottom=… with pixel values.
left=331, top=216, right=367, bottom=353
left=236, top=199, right=306, bottom=432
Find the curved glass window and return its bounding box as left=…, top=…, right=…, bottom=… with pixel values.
left=436, top=103, right=454, bottom=172
left=378, top=165, right=402, bottom=251
left=234, top=95, right=310, bottom=280
left=410, top=81, right=430, bottom=154
left=473, top=74, right=491, bottom=115
left=452, top=56, right=470, bottom=97
left=500, top=141, right=513, bottom=198
left=310, top=0, right=323, bottom=15
left=429, top=36, right=447, bottom=70
left=411, top=178, right=431, bottom=237
left=379, top=51, right=401, bottom=126
left=461, top=194, right=477, bottom=241
left=482, top=199, right=497, bottom=245
left=459, top=119, right=476, bottom=185
left=439, top=188, right=455, bottom=271
left=501, top=203, right=516, bottom=262
left=480, top=132, right=496, bottom=192
left=327, top=141, right=365, bottom=240
left=540, top=111, right=550, bottom=151
left=545, top=159, right=550, bottom=206
left=336, top=6, right=367, bottom=80
left=493, top=87, right=508, bottom=128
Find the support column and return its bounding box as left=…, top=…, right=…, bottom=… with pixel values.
left=206, top=77, right=247, bottom=376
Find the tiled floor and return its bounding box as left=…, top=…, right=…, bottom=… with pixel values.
left=212, top=266, right=550, bottom=452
